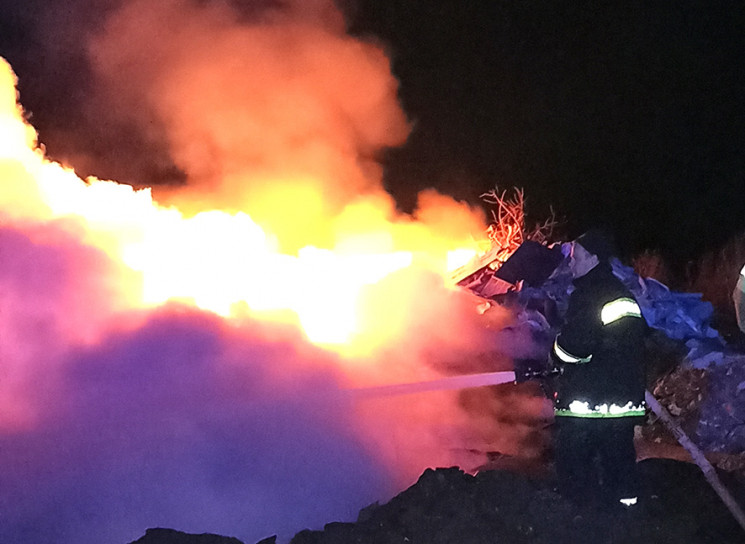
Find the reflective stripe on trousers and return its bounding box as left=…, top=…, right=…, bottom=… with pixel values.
left=554, top=400, right=646, bottom=418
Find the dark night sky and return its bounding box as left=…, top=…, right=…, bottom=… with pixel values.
left=348, top=1, right=745, bottom=264
left=1, top=0, right=744, bottom=264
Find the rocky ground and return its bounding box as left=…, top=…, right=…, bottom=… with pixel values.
left=129, top=456, right=745, bottom=544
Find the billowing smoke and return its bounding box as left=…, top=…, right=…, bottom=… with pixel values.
left=0, top=249, right=389, bottom=542
left=84, top=0, right=411, bottom=250
left=0, top=219, right=519, bottom=543
left=0, top=2, right=548, bottom=542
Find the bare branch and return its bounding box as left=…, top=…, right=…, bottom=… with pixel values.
left=479, top=187, right=559, bottom=266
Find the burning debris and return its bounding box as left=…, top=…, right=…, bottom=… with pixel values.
left=481, top=187, right=559, bottom=256
left=450, top=187, right=560, bottom=296
left=0, top=22, right=524, bottom=543
left=0, top=1, right=743, bottom=541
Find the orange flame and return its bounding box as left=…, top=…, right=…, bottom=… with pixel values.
left=0, top=57, right=488, bottom=357
left=0, top=4, right=548, bottom=519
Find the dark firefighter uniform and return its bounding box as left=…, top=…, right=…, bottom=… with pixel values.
left=552, top=240, right=647, bottom=507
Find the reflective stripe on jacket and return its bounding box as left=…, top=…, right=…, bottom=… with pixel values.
left=552, top=265, right=647, bottom=418
left=553, top=297, right=642, bottom=363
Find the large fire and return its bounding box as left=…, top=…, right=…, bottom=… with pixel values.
left=0, top=56, right=488, bottom=354
left=0, top=3, right=542, bottom=542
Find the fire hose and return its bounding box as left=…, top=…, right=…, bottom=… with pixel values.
left=350, top=370, right=517, bottom=399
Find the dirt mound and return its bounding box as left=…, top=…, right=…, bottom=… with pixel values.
left=289, top=461, right=744, bottom=544
left=129, top=528, right=246, bottom=544
left=128, top=459, right=745, bottom=544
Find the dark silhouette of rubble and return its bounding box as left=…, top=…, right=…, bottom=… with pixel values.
left=287, top=462, right=744, bottom=544
left=128, top=528, right=247, bottom=544
left=127, top=461, right=745, bottom=544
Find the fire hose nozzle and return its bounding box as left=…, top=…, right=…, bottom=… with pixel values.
left=513, top=358, right=562, bottom=383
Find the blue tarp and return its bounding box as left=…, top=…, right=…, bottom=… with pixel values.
left=492, top=249, right=727, bottom=369
left=610, top=260, right=727, bottom=368
left=484, top=242, right=742, bottom=453
left=460, top=235, right=745, bottom=454
left=611, top=261, right=719, bottom=341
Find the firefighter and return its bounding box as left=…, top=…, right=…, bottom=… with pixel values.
left=551, top=230, right=647, bottom=509
left=732, top=263, right=745, bottom=333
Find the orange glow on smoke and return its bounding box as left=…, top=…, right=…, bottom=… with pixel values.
left=0, top=57, right=488, bottom=355
left=0, top=3, right=551, bottom=514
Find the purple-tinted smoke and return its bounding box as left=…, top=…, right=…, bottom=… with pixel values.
left=0, top=224, right=394, bottom=544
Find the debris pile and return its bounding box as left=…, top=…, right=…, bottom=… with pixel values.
left=287, top=462, right=745, bottom=544
left=455, top=237, right=745, bottom=456
left=698, top=362, right=745, bottom=453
